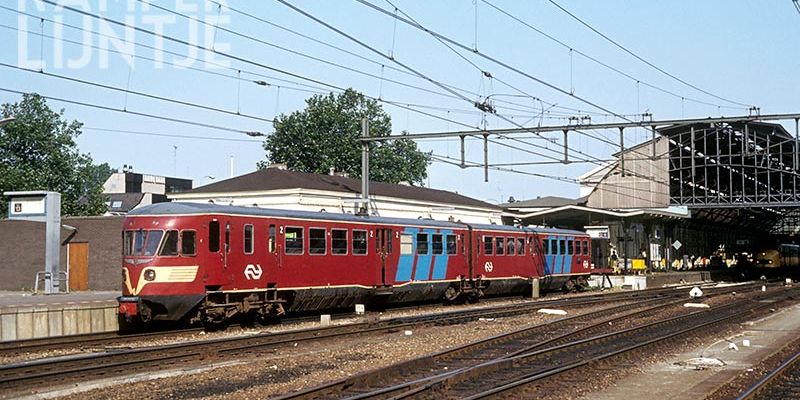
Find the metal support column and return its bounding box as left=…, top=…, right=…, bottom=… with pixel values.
left=360, top=118, right=370, bottom=214
left=483, top=133, right=489, bottom=182
left=619, top=127, right=625, bottom=177
left=651, top=126, right=657, bottom=160
left=563, top=129, right=569, bottom=164
left=460, top=135, right=466, bottom=168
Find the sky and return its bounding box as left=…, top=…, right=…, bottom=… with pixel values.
left=1, top=0, right=798, bottom=204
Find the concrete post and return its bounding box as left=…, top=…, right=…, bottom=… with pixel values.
left=531, top=278, right=540, bottom=299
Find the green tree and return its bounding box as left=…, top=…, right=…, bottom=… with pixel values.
left=259, top=89, right=430, bottom=185
left=0, top=93, right=109, bottom=217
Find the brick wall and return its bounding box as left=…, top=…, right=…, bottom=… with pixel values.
left=0, top=216, right=123, bottom=291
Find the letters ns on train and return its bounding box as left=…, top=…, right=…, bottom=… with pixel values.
left=117, top=203, right=593, bottom=325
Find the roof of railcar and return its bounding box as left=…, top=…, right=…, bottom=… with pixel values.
left=128, top=202, right=585, bottom=235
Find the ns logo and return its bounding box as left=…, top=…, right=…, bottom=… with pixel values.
left=244, top=264, right=263, bottom=280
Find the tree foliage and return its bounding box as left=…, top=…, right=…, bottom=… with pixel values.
left=259, top=89, right=430, bottom=185
left=0, top=93, right=110, bottom=217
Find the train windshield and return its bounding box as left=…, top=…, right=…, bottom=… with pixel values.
left=123, top=230, right=164, bottom=256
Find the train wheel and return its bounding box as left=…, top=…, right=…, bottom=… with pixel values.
left=562, top=279, right=576, bottom=293
left=443, top=285, right=462, bottom=304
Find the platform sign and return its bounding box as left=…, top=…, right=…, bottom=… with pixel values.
left=585, top=226, right=610, bottom=239
left=4, top=191, right=61, bottom=294
left=672, top=240, right=682, bottom=250
left=8, top=196, right=47, bottom=218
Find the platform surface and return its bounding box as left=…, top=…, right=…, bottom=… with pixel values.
left=0, top=291, right=118, bottom=311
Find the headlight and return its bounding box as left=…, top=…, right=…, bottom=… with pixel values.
left=144, top=269, right=156, bottom=281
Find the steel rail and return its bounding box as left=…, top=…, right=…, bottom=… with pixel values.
left=736, top=349, right=800, bottom=400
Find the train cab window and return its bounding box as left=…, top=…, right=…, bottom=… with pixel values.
left=144, top=230, right=164, bottom=256
left=542, top=239, right=550, bottom=255
left=224, top=223, right=231, bottom=253
left=432, top=234, right=443, bottom=254
left=517, top=238, right=525, bottom=256
left=506, top=237, right=515, bottom=255
left=483, top=236, right=493, bottom=255
left=209, top=221, right=220, bottom=252
left=332, top=229, right=347, bottom=255
left=400, top=234, right=413, bottom=255
left=309, top=228, right=326, bottom=255
left=353, top=230, right=368, bottom=255
left=268, top=225, right=276, bottom=253
left=285, top=227, right=304, bottom=254
left=496, top=237, right=505, bottom=255
left=583, top=240, right=590, bottom=255
left=160, top=230, right=179, bottom=256
left=244, top=225, right=254, bottom=254
left=567, top=240, right=574, bottom=255
left=123, top=231, right=134, bottom=255
left=416, top=233, right=429, bottom=255
left=446, top=235, right=457, bottom=255
left=559, top=239, right=566, bottom=255
left=181, top=230, right=196, bottom=256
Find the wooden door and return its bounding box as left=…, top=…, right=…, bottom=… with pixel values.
left=68, top=242, right=89, bottom=291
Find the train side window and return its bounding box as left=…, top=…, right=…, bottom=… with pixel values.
left=332, top=229, right=347, bottom=255
left=416, top=233, right=429, bottom=255
left=483, top=236, right=493, bottom=255
left=496, top=237, right=505, bottom=255
left=575, top=240, right=581, bottom=256
left=386, top=229, right=393, bottom=254
left=446, top=234, right=457, bottom=255
left=583, top=240, right=590, bottom=255
left=517, top=238, right=525, bottom=256
left=309, top=228, right=326, bottom=255
left=244, top=224, right=254, bottom=255
left=209, top=221, right=220, bottom=252
left=285, top=227, right=304, bottom=254
left=506, top=237, right=515, bottom=255
left=181, top=230, right=196, bottom=256
left=160, top=230, right=179, bottom=256
left=567, top=239, right=574, bottom=255
left=432, top=234, right=443, bottom=254
left=400, top=234, right=413, bottom=255
left=353, top=230, right=368, bottom=255
left=542, top=239, right=549, bottom=255
left=224, top=223, right=231, bottom=253
left=268, top=224, right=276, bottom=253
left=550, top=239, right=557, bottom=255
left=460, top=234, right=465, bottom=255
left=559, top=239, right=566, bottom=255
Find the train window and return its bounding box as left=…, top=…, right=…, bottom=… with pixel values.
left=385, top=229, right=393, bottom=254
left=332, top=229, right=347, bottom=255
left=181, top=230, right=196, bottom=256
left=575, top=240, right=581, bottom=256
left=123, top=231, right=134, bottom=255
left=567, top=240, right=574, bottom=255
left=483, top=236, right=493, bottom=255
left=506, top=237, right=515, bottom=255
left=285, top=227, right=304, bottom=254
left=542, top=239, right=549, bottom=255
left=160, top=230, right=179, bottom=256
left=517, top=238, right=525, bottom=256
left=583, top=240, right=589, bottom=255
left=432, top=234, right=443, bottom=254
left=496, top=237, right=505, bottom=255
left=144, top=230, right=164, bottom=256
left=244, top=225, right=254, bottom=254
left=416, top=233, right=429, bottom=255
left=446, top=235, right=457, bottom=255
left=353, top=230, right=368, bottom=255
left=559, top=239, right=566, bottom=255
left=224, top=223, right=231, bottom=253
left=268, top=225, right=276, bottom=253
left=400, top=234, right=413, bottom=255
left=460, top=234, right=465, bottom=255
left=133, top=230, right=146, bottom=255
left=550, top=239, right=557, bottom=255
left=309, top=228, right=326, bottom=255
left=209, top=221, right=220, bottom=252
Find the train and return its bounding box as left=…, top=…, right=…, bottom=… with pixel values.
left=117, top=202, right=593, bottom=326
left=754, top=244, right=800, bottom=269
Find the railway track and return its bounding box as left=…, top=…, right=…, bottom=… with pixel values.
left=736, top=348, right=800, bottom=400
left=274, top=284, right=795, bottom=399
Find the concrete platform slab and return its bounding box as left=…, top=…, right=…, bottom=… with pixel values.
left=581, top=302, right=800, bottom=400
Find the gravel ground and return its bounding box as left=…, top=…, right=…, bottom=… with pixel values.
left=48, top=300, right=624, bottom=400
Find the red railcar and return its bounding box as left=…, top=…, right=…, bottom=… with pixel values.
left=118, top=203, right=591, bottom=325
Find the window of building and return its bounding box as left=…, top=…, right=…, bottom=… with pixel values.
left=446, top=234, right=457, bottom=255
left=353, top=230, right=367, bottom=255
left=244, top=224, right=254, bottom=254
left=506, top=237, right=515, bottom=255
left=309, top=228, right=326, bottom=255
left=268, top=224, right=276, bottom=253
left=400, top=234, right=413, bottom=255
left=285, top=227, right=303, bottom=254
left=495, top=237, right=505, bottom=255
left=160, top=230, right=179, bottom=256
left=416, top=233, right=429, bottom=255
left=332, top=229, right=347, bottom=255
left=209, top=221, right=220, bottom=252
left=559, top=239, right=566, bottom=255
left=144, top=230, right=164, bottom=256
left=517, top=238, right=525, bottom=256
left=181, top=230, right=196, bottom=256
left=432, top=234, right=443, bottom=254
left=483, top=236, right=493, bottom=255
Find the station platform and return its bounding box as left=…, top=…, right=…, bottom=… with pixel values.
left=0, top=291, right=118, bottom=341
left=589, top=270, right=716, bottom=290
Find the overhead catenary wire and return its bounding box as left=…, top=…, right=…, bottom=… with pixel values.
left=84, top=127, right=263, bottom=143
left=546, top=0, right=754, bottom=108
